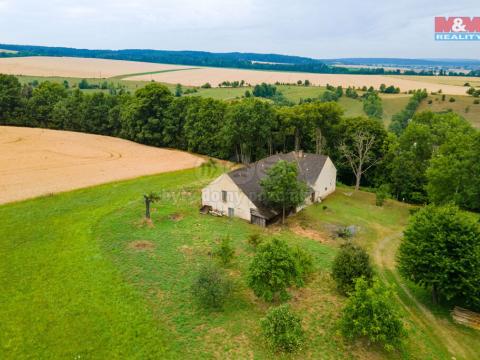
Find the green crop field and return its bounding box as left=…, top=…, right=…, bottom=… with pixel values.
left=1, top=164, right=478, bottom=359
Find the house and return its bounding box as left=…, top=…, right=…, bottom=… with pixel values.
left=201, top=151, right=336, bottom=226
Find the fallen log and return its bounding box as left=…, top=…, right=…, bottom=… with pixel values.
left=451, top=306, right=480, bottom=330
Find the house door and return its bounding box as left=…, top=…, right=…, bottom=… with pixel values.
left=228, top=208, right=234, bottom=217
left=311, top=192, right=316, bottom=203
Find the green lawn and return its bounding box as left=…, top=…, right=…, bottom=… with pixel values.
left=0, top=167, right=343, bottom=359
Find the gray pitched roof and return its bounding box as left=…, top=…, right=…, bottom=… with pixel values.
left=228, top=152, right=329, bottom=219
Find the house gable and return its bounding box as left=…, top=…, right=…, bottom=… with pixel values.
left=201, top=173, right=257, bottom=221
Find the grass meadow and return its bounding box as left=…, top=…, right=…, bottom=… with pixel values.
left=1, top=164, right=478, bottom=359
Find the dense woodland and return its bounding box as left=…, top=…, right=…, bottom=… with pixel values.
left=0, top=73, right=479, bottom=212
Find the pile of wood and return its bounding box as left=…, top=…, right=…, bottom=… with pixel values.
left=451, top=306, right=480, bottom=330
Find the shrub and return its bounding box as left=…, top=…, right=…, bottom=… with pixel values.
left=340, top=278, right=405, bottom=351
left=191, top=263, right=232, bottom=310
left=291, top=246, right=314, bottom=285
left=474, top=99, right=480, bottom=105
left=449, top=97, right=456, bottom=102
left=336, top=226, right=352, bottom=239
left=260, top=304, right=305, bottom=352
left=331, top=243, right=373, bottom=295
left=213, top=236, right=235, bottom=266
left=247, top=233, right=263, bottom=248
left=247, top=238, right=299, bottom=302
left=375, top=184, right=390, bottom=206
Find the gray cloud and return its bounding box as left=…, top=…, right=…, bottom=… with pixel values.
left=0, top=0, right=478, bottom=58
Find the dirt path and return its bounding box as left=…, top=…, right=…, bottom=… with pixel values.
left=373, top=232, right=474, bottom=359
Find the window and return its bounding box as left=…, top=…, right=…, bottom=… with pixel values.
left=222, top=190, right=227, bottom=202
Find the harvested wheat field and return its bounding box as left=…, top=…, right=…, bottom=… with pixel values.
left=126, top=66, right=469, bottom=95
left=0, top=56, right=191, bottom=78
left=0, top=126, right=203, bottom=204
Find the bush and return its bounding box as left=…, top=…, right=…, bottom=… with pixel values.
left=260, top=304, right=305, bottom=352
left=474, top=99, right=480, bottom=105
left=213, top=236, right=235, bottom=266
left=375, top=184, right=390, bottom=206
left=449, top=97, right=456, bottom=102
left=291, top=246, right=314, bottom=285
left=191, top=263, right=232, bottom=310
left=340, top=278, right=405, bottom=351
left=247, top=238, right=301, bottom=302
left=331, top=243, right=373, bottom=295
left=336, top=226, right=352, bottom=239
left=247, top=233, right=263, bottom=248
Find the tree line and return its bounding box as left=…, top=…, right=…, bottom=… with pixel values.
left=0, top=73, right=478, bottom=211
left=3, top=44, right=479, bottom=77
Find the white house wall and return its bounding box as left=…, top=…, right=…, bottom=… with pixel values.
left=201, top=173, right=257, bottom=221
left=313, top=157, right=337, bottom=200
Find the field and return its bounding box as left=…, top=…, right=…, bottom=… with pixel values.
left=3, top=56, right=479, bottom=127
left=0, top=49, right=18, bottom=54
left=1, top=163, right=478, bottom=359
left=418, top=94, right=480, bottom=128
left=0, top=56, right=472, bottom=95
left=0, top=56, right=190, bottom=78
left=389, top=75, right=480, bottom=88
left=0, top=126, right=202, bottom=204
left=125, top=66, right=469, bottom=95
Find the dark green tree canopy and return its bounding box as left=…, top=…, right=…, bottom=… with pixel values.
left=260, top=160, right=309, bottom=223
left=247, top=238, right=300, bottom=302
left=340, top=277, right=406, bottom=351
left=397, top=204, right=480, bottom=310
left=332, top=243, right=374, bottom=295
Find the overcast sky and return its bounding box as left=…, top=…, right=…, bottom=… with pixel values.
left=0, top=0, right=478, bottom=59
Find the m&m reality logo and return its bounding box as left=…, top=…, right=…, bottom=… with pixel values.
left=435, top=17, right=480, bottom=41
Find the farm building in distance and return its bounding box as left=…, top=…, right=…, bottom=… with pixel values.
left=201, top=151, right=336, bottom=226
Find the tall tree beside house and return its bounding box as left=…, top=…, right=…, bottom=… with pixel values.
left=426, top=131, right=480, bottom=212
left=339, top=130, right=381, bottom=191
left=397, top=204, right=480, bottom=310
left=224, top=98, right=276, bottom=163
left=276, top=106, right=314, bottom=153
left=296, top=101, right=343, bottom=155
left=335, top=116, right=387, bottom=189
left=260, top=160, right=309, bottom=224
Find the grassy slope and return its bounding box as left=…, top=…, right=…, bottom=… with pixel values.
left=0, top=167, right=343, bottom=359
left=296, top=189, right=480, bottom=359
left=2, top=165, right=478, bottom=358
left=417, top=95, right=480, bottom=128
